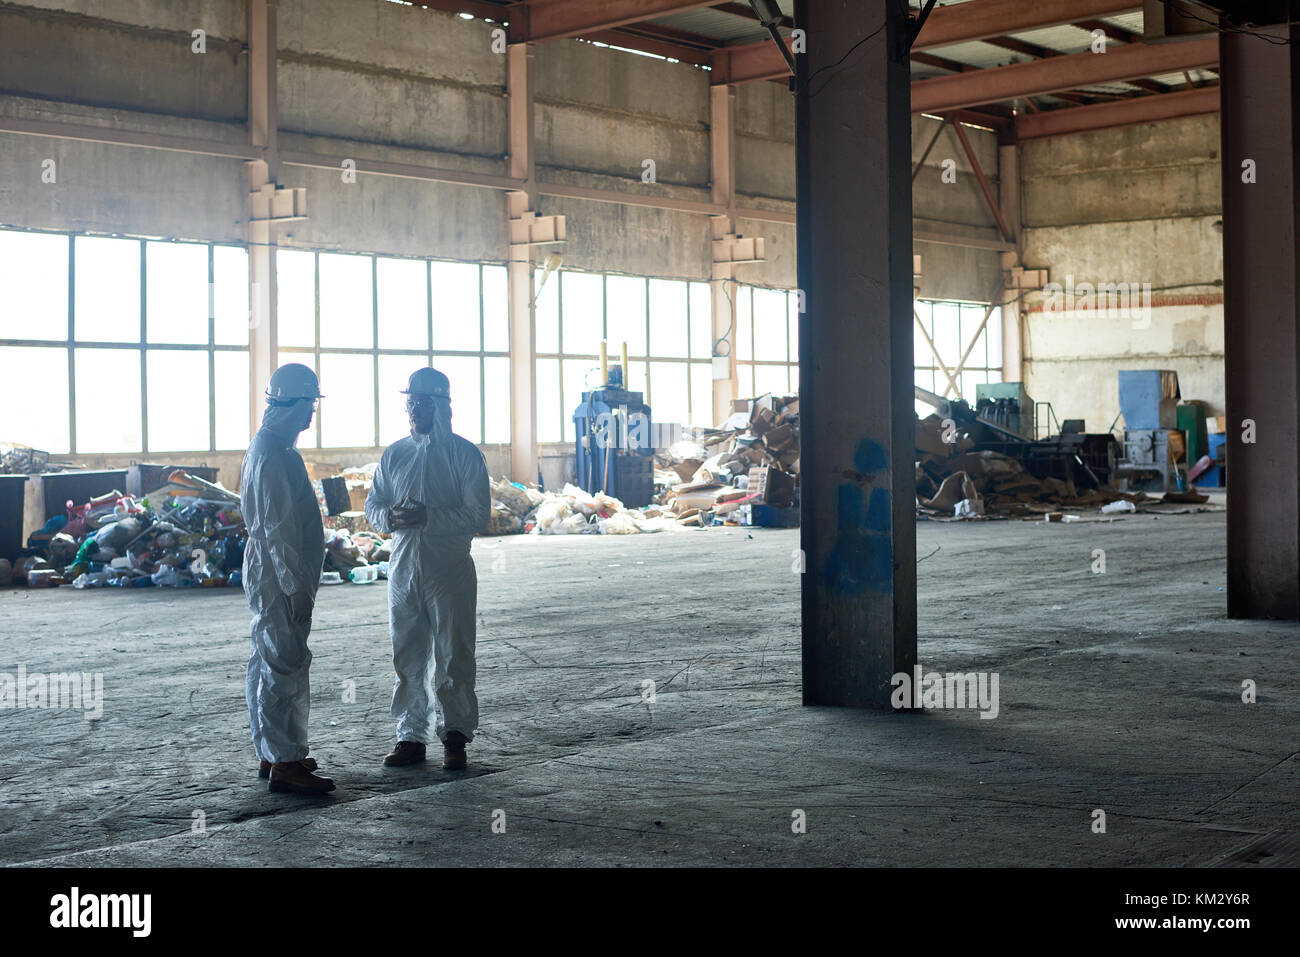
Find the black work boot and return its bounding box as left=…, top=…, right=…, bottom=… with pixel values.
left=443, top=731, right=468, bottom=770
left=384, top=741, right=427, bottom=767
left=268, top=760, right=336, bottom=794
left=260, top=756, right=316, bottom=778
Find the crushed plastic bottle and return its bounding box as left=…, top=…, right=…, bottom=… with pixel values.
left=348, top=564, right=379, bottom=584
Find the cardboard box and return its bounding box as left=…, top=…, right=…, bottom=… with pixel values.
left=748, top=466, right=795, bottom=507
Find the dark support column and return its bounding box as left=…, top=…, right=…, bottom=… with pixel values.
left=1221, top=18, right=1300, bottom=619
left=796, top=0, right=917, bottom=706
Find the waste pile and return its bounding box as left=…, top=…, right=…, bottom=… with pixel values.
left=14, top=471, right=250, bottom=589
left=914, top=413, right=1209, bottom=520
left=653, top=393, right=800, bottom=527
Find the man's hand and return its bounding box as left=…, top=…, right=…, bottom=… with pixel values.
left=389, top=500, right=428, bottom=529
left=288, top=591, right=314, bottom=624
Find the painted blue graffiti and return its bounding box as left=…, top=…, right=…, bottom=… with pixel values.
left=824, top=439, right=892, bottom=594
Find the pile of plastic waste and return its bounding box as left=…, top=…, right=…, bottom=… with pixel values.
left=524, top=483, right=677, bottom=535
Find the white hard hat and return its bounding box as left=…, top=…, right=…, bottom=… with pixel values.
left=266, top=362, right=323, bottom=402
left=401, top=367, right=451, bottom=398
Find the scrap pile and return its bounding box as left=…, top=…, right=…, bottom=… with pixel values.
left=487, top=478, right=675, bottom=535
left=914, top=414, right=1202, bottom=519
left=654, top=393, right=800, bottom=527
left=14, top=470, right=249, bottom=589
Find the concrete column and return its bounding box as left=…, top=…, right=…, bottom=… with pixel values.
left=246, top=0, right=278, bottom=440
left=1221, top=20, right=1300, bottom=619
left=507, top=42, right=538, bottom=484
left=796, top=0, right=916, bottom=707
left=710, top=84, right=739, bottom=425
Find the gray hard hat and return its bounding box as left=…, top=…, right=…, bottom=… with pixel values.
left=266, top=362, right=323, bottom=402
left=401, top=367, right=451, bottom=398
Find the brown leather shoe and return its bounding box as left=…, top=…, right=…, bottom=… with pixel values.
left=260, top=757, right=317, bottom=778
left=443, top=730, right=468, bottom=770
left=268, top=760, right=336, bottom=794
left=384, top=741, right=427, bottom=767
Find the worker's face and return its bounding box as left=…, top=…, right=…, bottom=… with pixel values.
left=294, top=398, right=317, bottom=433
left=407, top=394, right=450, bottom=436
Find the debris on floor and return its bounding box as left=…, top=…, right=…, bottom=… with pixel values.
left=654, top=392, right=800, bottom=527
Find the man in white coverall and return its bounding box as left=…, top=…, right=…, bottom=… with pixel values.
left=242, top=362, right=334, bottom=795
left=365, top=367, right=490, bottom=770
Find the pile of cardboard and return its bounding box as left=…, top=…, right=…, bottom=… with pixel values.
left=915, top=413, right=1160, bottom=519
left=656, top=393, right=800, bottom=526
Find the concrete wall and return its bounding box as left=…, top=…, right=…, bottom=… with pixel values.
left=1, top=0, right=998, bottom=469
left=1020, top=114, right=1224, bottom=434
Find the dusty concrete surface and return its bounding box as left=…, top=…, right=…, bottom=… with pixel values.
left=1, top=512, right=1296, bottom=867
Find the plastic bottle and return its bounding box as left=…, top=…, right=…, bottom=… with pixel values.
left=348, top=564, right=379, bottom=584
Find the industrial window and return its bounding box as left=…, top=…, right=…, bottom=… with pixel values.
left=0, top=228, right=249, bottom=456
left=732, top=283, right=800, bottom=401
left=913, top=298, right=1003, bottom=416
left=275, top=251, right=509, bottom=449
left=533, top=270, right=715, bottom=444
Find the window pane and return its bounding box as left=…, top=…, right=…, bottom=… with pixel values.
left=431, top=261, right=480, bottom=351
left=560, top=271, right=603, bottom=356
left=689, top=282, right=711, bottom=360
left=649, top=279, right=688, bottom=359
left=605, top=275, right=647, bottom=357
left=932, top=302, right=961, bottom=370
left=277, top=250, right=316, bottom=348
left=736, top=363, right=754, bottom=399
left=214, top=351, right=250, bottom=450
left=535, top=268, right=559, bottom=354
left=377, top=257, right=428, bottom=351
left=75, top=237, right=139, bottom=343
left=535, top=357, right=561, bottom=443
left=378, top=355, right=416, bottom=445
left=755, top=363, right=790, bottom=398
left=483, top=355, right=510, bottom=444
left=147, top=350, right=209, bottom=451
left=146, top=241, right=208, bottom=344
left=649, top=361, right=688, bottom=428
left=913, top=301, right=934, bottom=367
left=753, top=288, right=788, bottom=362
left=984, top=303, right=1002, bottom=374
left=734, top=285, right=752, bottom=361
left=0, top=346, right=69, bottom=452
left=319, top=254, right=373, bottom=349
left=0, top=230, right=67, bottom=341
left=76, top=348, right=140, bottom=452
left=624, top=359, right=647, bottom=396
left=689, top=361, right=712, bottom=427
left=787, top=290, right=799, bottom=362
left=214, top=246, right=250, bottom=346
left=318, top=353, right=374, bottom=447
left=435, top=355, right=482, bottom=445
left=562, top=357, right=599, bottom=442
left=788, top=364, right=798, bottom=394
left=482, top=265, right=508, bottom=353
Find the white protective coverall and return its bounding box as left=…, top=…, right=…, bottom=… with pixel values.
left=241, top=403, right=326, bottom=764
left=364, top=430, right=490, bottom=745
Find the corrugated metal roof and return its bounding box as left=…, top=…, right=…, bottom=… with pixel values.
left=649, top=8, right=769, bottom=44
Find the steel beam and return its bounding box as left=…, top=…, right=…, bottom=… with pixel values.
left=950, top=119, right=1013, bottom=243
left=914, top=0, right=1139, bottom=50
left=713, top=36, right=794, bottom=85
left=1221, top=21, right=1300, bottom=619
left=247, top=0, right=278, bottom=444
left=1016, top=85, right=1219, bottom=139
left=911, top=34, right=1218, bottom=113
left=796, top=0, right=916, bottom=708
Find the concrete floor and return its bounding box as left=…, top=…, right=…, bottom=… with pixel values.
left=1, top=512, right=1295, bottom=867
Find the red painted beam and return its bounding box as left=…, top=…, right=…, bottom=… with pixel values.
left=914, top=0, right=1139, bottom=51
left=713, top=36, right=794, bottom=85
left=911, top=35, right=1218, bottom=113
left=1016, top=85, right=1220, bottom=139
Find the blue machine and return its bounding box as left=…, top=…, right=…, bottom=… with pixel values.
left=573, top=364, right=655, bottom=507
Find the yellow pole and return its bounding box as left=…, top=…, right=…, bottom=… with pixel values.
left=621, top=341, right=629, bottom=386
left=599, top=340, right=608, bottom=386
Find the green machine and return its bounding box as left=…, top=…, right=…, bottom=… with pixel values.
left=975, top=382, right=1035, bottom=440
